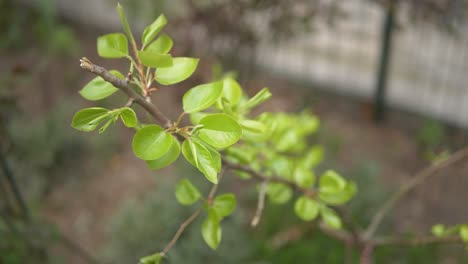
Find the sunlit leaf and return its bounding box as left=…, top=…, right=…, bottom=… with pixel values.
left=155, top=57, right=199, bottom=85
left=175, top=178, right=201, bottom=206
left=97, top=33, right=128, bottom=58
left=138, top=50, right=173, bottom=68
left=146, top=136, right=180, bottom=169
left=198, top=114, right=241, bottom=148
left=201, top=209, right=222, bottom=250
left=294, top=196, right=319, bottom=221
left=183, top=81, right=223, bottom=113
left=79, top=70, right=124, bottom=101
left=132, top=125, right=172, bottom=160
left=213, top=193, right=236, bottom=218
left=71, top=107, right=110, bottom=132
left=142, top=14, right=167, bottom=46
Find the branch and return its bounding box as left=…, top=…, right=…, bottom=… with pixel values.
left=365, top=145, right=468, bottom=239
left=251, top=180, right=267, bottom=227
left=79, top=58, right=172, bottom=128
left=374, top=234, right=463, bottom=246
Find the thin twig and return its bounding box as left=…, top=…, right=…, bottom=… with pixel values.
left=251, top=180, right=267, bottom=227
left=364, top=145, right=468, bottom=239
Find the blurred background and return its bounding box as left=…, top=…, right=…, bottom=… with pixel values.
left=2, top=0, right=468, bottom=263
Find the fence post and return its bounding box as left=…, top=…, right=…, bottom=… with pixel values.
left=374, top=0, right=397, bottom=122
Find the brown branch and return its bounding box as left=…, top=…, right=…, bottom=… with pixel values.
left=364, top=145, right=468, bottom=239
left=251, top=180, right=267, bottom=227
left=79, top=58, right=172, bottom=128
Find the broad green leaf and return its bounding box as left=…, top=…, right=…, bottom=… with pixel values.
left=220, top=78, right=242, bottom=105
left=432, top=224, right=446, bottom=237
left=139, top=253, right=163, bottom=264
left=460, top=226, right=468, bottom=242
left=321, top=207, right=342, bottom=229
left=117, top=3, right=135, bottom=44
left=142, top=14, right=167, bottom=46
left=294, top=196, right=319, bottom=221
left=183, top=81, right=223, bottom=113
left=243, top=87, right=272, bottom=110
left=319, top=170, right=346, bottom=194
left=155, top=57, right=199, bottom=85
left=225, top=146, right=255, bottom=164
left=301, top=145, right=324, bottom=169
left=275, top=130, right=300, bottom=152
left=138, top=50, right=173, bottom=68
left=189, top=112, right=209, bottom=125
left=79, top=70, right=124, bottom=101
left=146, top=136, right=180, bottom=169
left=266, top=183, right=292, bottom=204
left=202, top=210, right=222, bottom=250
left=175, top=179, right=201, bottom=206
left=293, top=166, right=315, bottom=188
left=146, top=33, right=173, bottom=54
left=120, top=107, right=137, bottom=128
left=269, top=157, right=294, bottom=180
left=213, top=193, right=236, bottom=218
left=201, top=141, right=222, bottom=172
left=97, top=33, right=128, bottom=58
left=198, top=114, right=241, bottom=148
left=182, top=140, right=219, bottom=183
left=71, top=107, right=110, bottom=132
left=132, top=125, right=172, bottom=160
left=182, top=139, right=198, bottom=167
left=241, top=119, right=268, bottom=142
left=319, top=182, right=357, bottom=205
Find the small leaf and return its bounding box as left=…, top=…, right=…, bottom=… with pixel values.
left=321, top=207, right=342, bottom=229
left=240, top=119, right=268, bottom=142
left=432, top=224, right=446, bottom=237
left=294, top=196, right=320, bottom=221
left=138, top=50, right=173, bottom=68
left=294, top=167, right=315, bottom=188
left=202, top=210, right=222, bottom=250
left=71, top=107, right=110, bottom=132
left=213, top=193, right=236, bottom=218
left=120, top=107, right=137, bottom=127
left=79, top=70, right=124, bottom=101
left=182, top=140, right=219, bottom=183
left=97, top=33, right=128, bottom=58
left=301, top=145, right=324, bottom=169
left=266, top=183, right=292, bottom=204
left=99, top=114, right=118, bottom=134
left=117, top=3, right=135, bottom=44
left=197, top=114, right=241, bottom=148
left=132, top=125, right=172, bottom=160
left=139, top=253, right=163, bottom=264
left=220, top=78, right=242, bottom=105
left=243, top=87, right=272, bottom=110
left=175, top=179, right=201, bottom=206
left=460, top=226, right=468, bottom=242
left=142, top=14, right=167, bottom=46
left=146, top=33, right=173, bottom=54
left=319, top=182, right=357, bottom=205
left=146, top=136, right=180, bottom=169
left=319, top=170, right=346, bottom=194
left=183, top=81, right=223, bottom=113
left=155, top=57, right=199, bottom=85
left=182, top=139, right=198, bottom=167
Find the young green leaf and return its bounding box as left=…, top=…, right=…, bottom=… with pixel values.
left=175, top=178, right=201, bottom=206
left=99, top=114, right=118, bottom=134
left=201, top=210, right=222, bottom=250
left=79, top=70, right=124, bottom=101
left=243, top=87, right=272, bottom=110
left=293, top=166, right=315, bottom=188
left=319, top=182, right=357, bottom=205
left=294, top=196, right=320, bottom=221
left=146, top=137, right=180, bottom=170
left=119, top=107, right=137, bottom=128
left=266, top=183, right=292, bottom=204
left=97, top=33, right=128, bottom=58
left=182, top=140, right=219, bottom=183
left=71, top=107, right=111, bottom=132
left=240, top=119, right=268, bottom=142
left=139, top=253, right=163, bottom=264
left=197, top=114, right=241, bottom=148
left=155, top=57, right=199, bottom=85
left=213, top=193, right=236, bottom=218
left=431, top=224, right=446, bottom=237
left=142, top=14, right=167, bottom=46
left=189, top=112, right=209, bottom=125
left=320, top=207, right=342, bottom=229
left=220, top=78, right=242, bottom=105
left=301, top=145, right=324, bottom=169
left=132, top=125, right=172, bottom=160
left=460, top=226, right=468, bottom=242
left=117, top=3, right=135, bottom=44
left=146, top=33, right=173, bottom=54
left=138, top=50, right=173, bottom=68
left=182, top=139, right=199, bottom=167
left=183, top=81, right=223, bottom=113
left=319, top=170, right=346, bottom=194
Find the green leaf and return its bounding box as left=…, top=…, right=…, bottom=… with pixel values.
left=240, top=119, right=268, bottom=142
left=182, top=140, right=219, bottom=183
left=301, top=145, right=324, bottom=169
left=319, top=182, right=357, bottom=205
left=142, top=14, right=167, bottom=46
left=220, top=78, right=242, bottom=105
left=213, top=193, right=236, bottom=218
left=294, top=196, right=319, bottom=221
left=120, top=107, right=137, bottom=128
left=432, top=224, right=446, bottom=237
left=293, top=166, right=315, bottom=188
left=243, top=87, right=272, bottom=110
left=132, top=125, right=172, bottom=160
left=138, top=50, right=173, bottom=68
left=71, top=107, right=110, bottom=132
left=99, top=114, right=118, bottom=134
left=117, top=3, right=135, bottom=44
left=146, top=136, right=180, bottom=169
left=183, top=81, right=223, bottom=113
left=202, top=210, right=222, bottom=250
left=266, top=183, right=292, bottom=204
left=321, top=207, right=342, bottom=229
left=319, top=170, right=346, bottom=194
left=189, top=112, right=209, bottom=125
left=197, top=114, right=241, bottom=148
left=175, top=178, right=201, bottom=206
left=460, top=226, right=468, bottom=242
left=155, top=57, right=199, bottom=85
left=146, top=33, right=173, bottom=54
left=139, top=253, right=163, bottom=264
left=97, top=33, right=128, bottom=58
left=79, top=70, right=124, bottom=101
